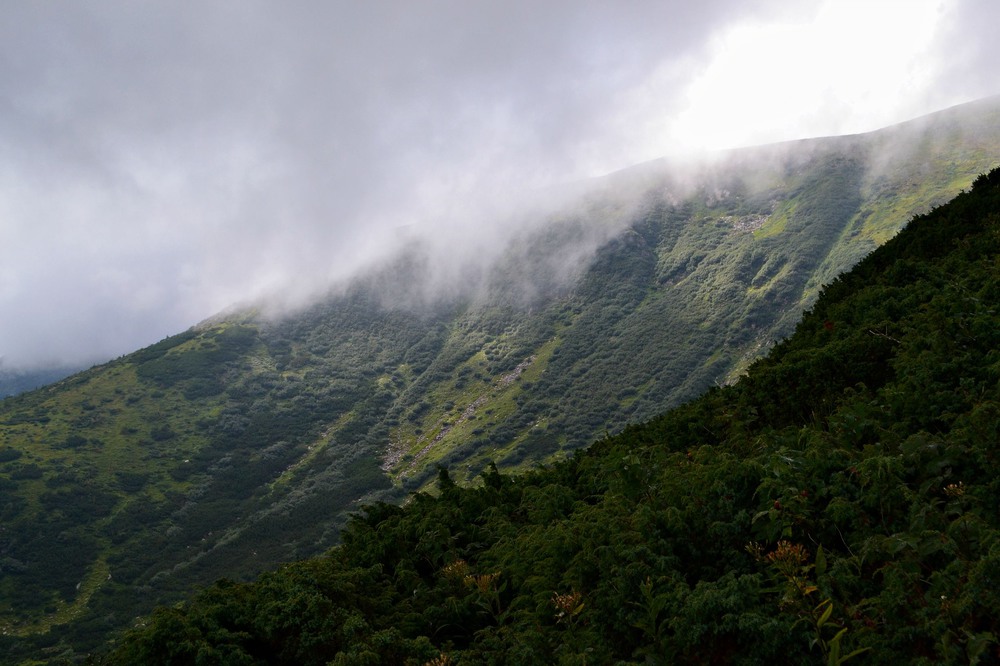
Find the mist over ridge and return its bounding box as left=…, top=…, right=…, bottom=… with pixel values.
left=248, top=94, right=1000, bottom=332
left=2, top=1, right=998, bottom=370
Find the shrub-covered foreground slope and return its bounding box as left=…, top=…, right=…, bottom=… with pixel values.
left=2, top=99, right=1000, bottom=662
left=98, top=170, right=1000, bottom=664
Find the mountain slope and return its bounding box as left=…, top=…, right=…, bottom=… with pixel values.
left=100, top=166, right=1000, bottom=664
left=1, top=98, right=999, bottom=660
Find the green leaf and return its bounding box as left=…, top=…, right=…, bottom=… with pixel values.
left=815, top=544, right=827, bottom=576
left=816, top=599, right=833, bottom=628
left=839, top=647, right=871, bottom=664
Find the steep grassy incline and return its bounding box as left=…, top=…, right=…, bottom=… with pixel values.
left=0, top=99, right=998, bottom=661
left=97, top=167, right=1000, bottom=665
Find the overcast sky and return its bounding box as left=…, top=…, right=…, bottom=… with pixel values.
left=1, top=0, right=996, bottom=370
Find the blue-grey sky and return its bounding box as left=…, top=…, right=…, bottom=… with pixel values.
left=1, top=0, right=996, bottom=369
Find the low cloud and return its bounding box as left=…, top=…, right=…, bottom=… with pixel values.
left=0, top=1, right=995, bottom=369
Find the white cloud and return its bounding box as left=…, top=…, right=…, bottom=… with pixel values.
left=0, top=0, right=994, bottom=369
left=659, top=0, right=949, bottom=153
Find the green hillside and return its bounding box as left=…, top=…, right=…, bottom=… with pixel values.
left=97, top=166, right=1000, bottom=664
left=0, top=98, right=999, bottom=661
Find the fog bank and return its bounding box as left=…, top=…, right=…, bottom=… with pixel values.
left=0, top=0, right=995, bottom=369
